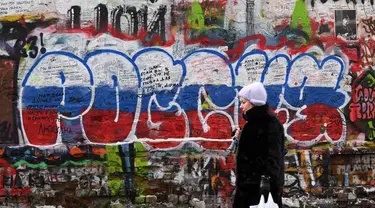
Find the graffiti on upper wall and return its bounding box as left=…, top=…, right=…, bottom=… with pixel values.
left=15, top=41, right=350, bottom=148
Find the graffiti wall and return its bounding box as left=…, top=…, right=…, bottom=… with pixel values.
left=0, top=0, right=375, bottom=207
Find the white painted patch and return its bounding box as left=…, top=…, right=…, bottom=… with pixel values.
left=134, top=49, right=183, bottom=94
left=24, top=54, right=92, bottom=87
left=288, top=55, right=343, bottom=88
left=236, top=52, right=267, bottom=86
left=263, top=55, right=289, bottom=85
left=86, top=34, right=140, bottom=56
left=183, top=51, right=232, bottom=86
left=86, top=52, right=138, bottom=90
left=0, top=0, right=35, bottom=16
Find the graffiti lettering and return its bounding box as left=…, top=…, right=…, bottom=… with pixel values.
left=13, top=33, right=46, bottom=58
left=111, top=5, right=148, bottom=36
left=67, top=6, right=81, bottom=29
left=362, top=18, right=375, bottom=36
left=16, top=45, right=347, bottom=147
left=349, top=102, right=375, bottom=121
left=350, top=73, right=375, bottom=121
left=359, top=40, right=375, bottom=68
left=38, top=123, right=72, bottom=135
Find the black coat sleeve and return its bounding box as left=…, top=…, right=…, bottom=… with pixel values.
left=263, top=121, right=282, bottom=183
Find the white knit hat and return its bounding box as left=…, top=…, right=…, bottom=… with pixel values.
left=238, top=82, right=267, bottom=106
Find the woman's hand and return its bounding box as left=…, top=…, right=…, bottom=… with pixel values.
left=233, top=127, right=241, bottom=140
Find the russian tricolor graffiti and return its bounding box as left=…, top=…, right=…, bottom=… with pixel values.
left=19, top=36, right=350, bottom=148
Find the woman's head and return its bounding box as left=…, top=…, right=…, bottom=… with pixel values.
left=238, top=82, right=267, bottom=113
left=239, top=97, right=253, bottom=113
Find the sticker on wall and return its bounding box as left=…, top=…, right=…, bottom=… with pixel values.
left=335, top=9, right=357, bottom=41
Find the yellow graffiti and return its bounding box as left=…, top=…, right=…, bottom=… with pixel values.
left=0, top=14, right=55, bottom=22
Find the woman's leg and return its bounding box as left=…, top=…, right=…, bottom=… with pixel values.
left=270, top=185, right=283, bottom=208
left=233, top=186, right=261, bottom=208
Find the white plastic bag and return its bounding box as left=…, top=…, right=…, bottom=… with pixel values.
left=249, top=192, right=279, bottom=208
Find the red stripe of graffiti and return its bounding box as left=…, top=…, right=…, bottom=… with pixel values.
left=287, top=104, right=344, bottom=142
left=22, top=104, right=346, bottom=148
left=22, top=110, right=58, bottom=146
left=84, top=110, right=134, bottom=144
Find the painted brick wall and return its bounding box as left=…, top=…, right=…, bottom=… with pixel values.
left=0, top=0, right=375, bottom=207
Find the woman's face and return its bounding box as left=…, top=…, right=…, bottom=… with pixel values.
left=240, top=97, right=253, bottom=113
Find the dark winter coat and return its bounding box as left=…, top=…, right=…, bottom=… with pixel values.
left=233, top=104, right=286, bottom=207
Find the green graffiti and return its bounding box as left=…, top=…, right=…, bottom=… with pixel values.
left=13, top=160, right=47, bottom=169
left=106, top=146, right=125, bottom=196
left=188, top=1, right=205, bottom=31
left=291, top=0, right=311, bottom=37
left=260, top=10, right=265, bottom=19
left=368, top=121, right=375, bottom=141
left=106, top=146, right=123, bottom=174
left=134, top=141, right=151, bottom=191
left=61, top=160, right=107, bottom=167
left=366, top=74, right=375, bottom=87
left=135, top=142, right=149, bottom=167
left=108, top=178, right=124, bottom=196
